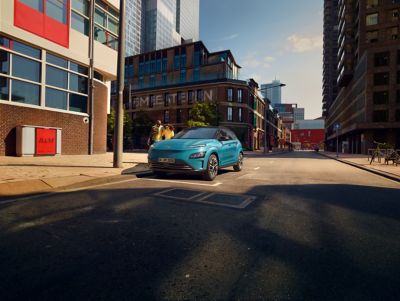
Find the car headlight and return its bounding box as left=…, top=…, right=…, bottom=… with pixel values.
left=189, top=151, right=206, bottom=159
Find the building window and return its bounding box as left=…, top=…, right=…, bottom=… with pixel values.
left=164, top=110, right=170, bottom=123
left=396, top=110, right=400, bottom=121
left=180, top=69, right=186, bottom=83
left=94, top=0, right=119, bottom=50
left=227, top=107, right=233, bottom=121
left=373, top=91, right=389, bottom=104
left=177, top=91, right=182, bottom=105
left=227, top=88, right=233, bottom=101
left=188, top=90, right=193, bottom=104
left=366, top=30, right=379, bottom=43
left=162, top=73, right=167, bottom=85
left=374, top=52, right=390, bottom=66
left=393, top=9, right=400, bottom=21
left=390, top=27, right=399, bottom=40
left=366, top=0, right=379, bottom=8
left=12, top=79, right=40, bottom=105
left=150, top=75, right=156, bottom=87
left=162, top=57, right=168, bottom=71
left=197, top=89, right=203, bottom=102
left=397, top=71, right=400, bottom=84
left=177, top=109, right=182, bottom=123
left=238, top=107, right=243, bottom=122
left=237, top=89, right=242, bottom=103
left=0, top=77, right=9, bottom=100
left=366, top=13, right=378, bottom=26
left=374, top=72, right=389, bottom=85
left=20, top=0, right=44, bottom=11
left=13, top=55, right=41, bottom=82
left=397, top=90, right=400, bottom=103
left=193, top=67, right=200, bottom=81
left=46, top=0, right=68, bottom=24
left=373, top=110, right=388, bottom=122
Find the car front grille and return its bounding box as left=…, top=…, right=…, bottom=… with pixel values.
left=149, top=161, right=193, bottom=171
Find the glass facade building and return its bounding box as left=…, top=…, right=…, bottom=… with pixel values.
left=125, top=0, right=144, bottom=56
left=261, top=80, right=282, bottom=105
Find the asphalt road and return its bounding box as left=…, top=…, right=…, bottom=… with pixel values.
left=1, top=151, right=400, bottom=300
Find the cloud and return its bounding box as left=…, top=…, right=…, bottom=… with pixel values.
left=221, top=33, right=239, bottom=41
left=287, top=34, right=322, bottom=53
left=242, top=52, right=275, bottom=69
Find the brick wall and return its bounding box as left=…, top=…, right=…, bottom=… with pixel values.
left=0, top=103, right=89, bottom=156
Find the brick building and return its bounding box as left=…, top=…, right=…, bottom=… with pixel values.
left=122, top=41, right=273, bottom=150
left=0, top=0, right=119, bottom=156
left=323, top=0, right=400, bottom=154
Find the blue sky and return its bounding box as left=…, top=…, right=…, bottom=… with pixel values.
left=200, top=0, right=324, bottom=119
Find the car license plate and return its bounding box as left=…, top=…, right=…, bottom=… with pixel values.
left=158, top=158, right=175, bottom=163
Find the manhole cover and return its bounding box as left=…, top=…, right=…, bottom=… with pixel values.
left=154, top=188, right=206, bottom=201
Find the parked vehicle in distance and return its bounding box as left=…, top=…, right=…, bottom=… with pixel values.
left=148, top=127, right=244, bottom=181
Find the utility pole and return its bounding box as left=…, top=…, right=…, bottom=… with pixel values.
left=113, top=0, right=126, bottom=168
left=88, top=0, right=95, bottom=155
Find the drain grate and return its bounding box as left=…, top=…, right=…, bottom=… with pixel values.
left=197, top=193, right=256, bottom=209
left=154, top=188, right=206, bottom=201
left=153, top=189, right=255, bottom=209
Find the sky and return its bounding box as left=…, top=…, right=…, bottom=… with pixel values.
left=199, top=0, right=324, bottom=119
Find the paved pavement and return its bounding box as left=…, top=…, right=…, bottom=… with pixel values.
left=0, top=152, right=149, bottom=196
left=0, top=152, right=399, bottom=300
left=320, top=151, right=400, bottom=181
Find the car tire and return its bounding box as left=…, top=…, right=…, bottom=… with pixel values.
left=233, top=152, right=243, bottom=172
left=203, top=154, right=218, bottom=181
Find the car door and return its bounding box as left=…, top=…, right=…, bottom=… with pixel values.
left=225, top=129, right=239, bottom=164
left=217, top=129, right=232, bottom=166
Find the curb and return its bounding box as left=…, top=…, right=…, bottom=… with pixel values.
left=318, top=152, right=400, bottom=183
left=0, top=165, right=152, bottom=201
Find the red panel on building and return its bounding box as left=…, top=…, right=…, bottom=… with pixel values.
left=35, top=128, right=57, bottom=155
left=14, top=0, right=69, bottom=48
left=291, top=129, right=325, bottom=149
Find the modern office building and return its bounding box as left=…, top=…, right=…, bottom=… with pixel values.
left=121, top=41, right=276, bottom=150
left=126, top=0, right=144, bottom=56
left=293, top=107, right=305, bottom=122
left=324, top=0, right=400, bottom=153
left=261, top=79, right=282, bottom=106
left=143, top=0, right=199, bottom=52
left=176, top=0, right=200, bottom=42
left=0, top=0, right=119, bottom=156
left=322, top=0, right=339, bottom=117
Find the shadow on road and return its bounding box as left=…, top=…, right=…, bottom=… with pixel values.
left=0, top=182, right=399, bottom=300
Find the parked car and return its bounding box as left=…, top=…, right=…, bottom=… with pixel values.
left=148, top=127, right=244, bottom=181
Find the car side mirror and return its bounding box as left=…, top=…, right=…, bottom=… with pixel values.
left=218, top=136, right=229, bottom=141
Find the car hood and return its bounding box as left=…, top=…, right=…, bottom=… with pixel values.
left=152, top=139, right=215, bottom=150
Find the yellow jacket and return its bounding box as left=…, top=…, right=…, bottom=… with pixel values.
left=163, top=128, right=174, bottom=140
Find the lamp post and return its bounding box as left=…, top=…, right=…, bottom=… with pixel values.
left=258, top=84, right=286, bottom=154
left=113, top=0, right=126, bottom=168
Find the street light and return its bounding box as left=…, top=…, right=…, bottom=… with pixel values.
left=258, top=84, right=286, bottom=154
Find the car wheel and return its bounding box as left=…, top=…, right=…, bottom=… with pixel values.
left=153, top=171, right=167, bottom=178
left=203, top=154, right=218, bottom=181
left=233, top=152, right=243, bottom=172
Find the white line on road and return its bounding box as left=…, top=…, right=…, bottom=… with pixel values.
left=1, top=178, right=139, bottom=205
left=140, top=178, right=222, bottom=187
left=254, top=167, right=260, bottom=170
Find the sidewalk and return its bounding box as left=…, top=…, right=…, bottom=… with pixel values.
left=0, top=152, right=148, bottom=197
left=320, top=151, right=400, bottom=182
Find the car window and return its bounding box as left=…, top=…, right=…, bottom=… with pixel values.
left=174, top=127, right=218, bottom=139
left=218, top=129, right=231, bottom=140
left=226, top=129, right=237, bottom=140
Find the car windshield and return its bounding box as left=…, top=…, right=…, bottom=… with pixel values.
left=174, top=128, right=217, bottom=139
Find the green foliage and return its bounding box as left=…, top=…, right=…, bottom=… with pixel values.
left=187, top=102, right=218, bottom=127
left=376, top=142, right=394, bottom=150
left=107, top=108, right=133, bottom=139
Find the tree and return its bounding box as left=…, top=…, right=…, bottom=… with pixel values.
left=107, top=109, right=133, bottom=150
left=187, top=102, right=218, bottom=127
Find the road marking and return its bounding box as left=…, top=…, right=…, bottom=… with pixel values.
left=140, top=178, right=222, bottom=187
left=254, top=167, right=260, bottom=170
left=0, top=178, right=139, bottom=205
